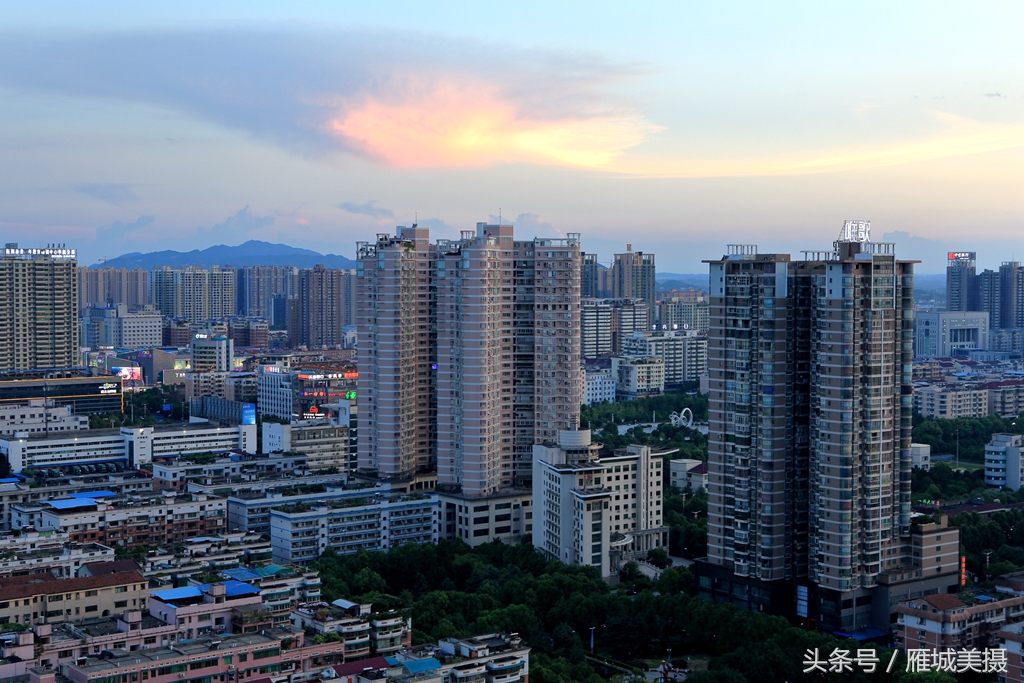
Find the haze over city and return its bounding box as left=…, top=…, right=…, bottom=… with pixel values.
left=2, top=1, right=1023, bottom=272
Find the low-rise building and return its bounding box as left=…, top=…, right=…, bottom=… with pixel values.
left=34, top=492, right=227, bottom=549
left=913, top=383, right=990, bottom=419
left=220, top=564, right=322, bottom=625
left=148, top=581, right=263, bottom=640
left=290, top=598, right=411, bottom=657
left=0, top=400, right=88, bottom=437
left=669, top=458, right=708, bottom=491
left=896, top=591, right=1024, bottom=652
left=142, top=531, right=273, bottom=579
left=269, top=493, right=438, bottom=565
left=584, top=368, right=615, bottom=406
left=0, top=569, right=147, bottom=626
left=0, top=537, right=114, bottom=579
left=611, top=356, right=665, bottom=400
left=0, top=422, right=257, bottom=473
left=263, top=421, right=352, bottom=471
left=910, top=443, right=932, bottom=471
left=436, top=490, right=533, bottom=547
left=0, top=472, right=153, bottom=532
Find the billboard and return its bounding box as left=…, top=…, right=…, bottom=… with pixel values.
left=241, top=404, right=256, bottom=425
left=110, top=366, right=142, bottom=381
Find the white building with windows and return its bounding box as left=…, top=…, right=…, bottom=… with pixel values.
left=0, top=400, right=87, bottom=436
left=584, top=368, right=616, bottom=405
left=532, top=429, right=666, bottom=580
left=611, top=356, right=665, bottom=400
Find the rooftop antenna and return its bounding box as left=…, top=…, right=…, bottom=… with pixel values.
left=499, top=208, right=502, bottom=225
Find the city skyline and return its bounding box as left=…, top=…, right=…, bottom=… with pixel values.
left=1, top=2, right=1022, bottom=272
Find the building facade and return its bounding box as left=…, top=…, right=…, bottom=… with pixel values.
left=914, top=310, right=989, bottom=358
left=0, top=245, right=78, bottom=372
left=697, top=224, right=938, bottom=633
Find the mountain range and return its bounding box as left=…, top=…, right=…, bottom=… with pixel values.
left=94, top=240, right=356, bottom=270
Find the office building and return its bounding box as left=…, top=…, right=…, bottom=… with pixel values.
left=0, top=422, right=256, bottom=472
left=532, top=430, right=667, bottom=579
left=77, top=266, right=149, bottom=315
left=696, top=223, right=955, bottom=634
left=611, top=245, right=656, bottom=307
left=151, top=265, right=236, bottom=322
left=0, top=399, right=87, bottom=436
left=190, top=332, right=233, bottom=372
left=985, top=433, right=1024, bottom=489
left=257, top=357, right=357, bottom=421
left=0, top=374, right=122, bottom=415
left=297, top=266, right=357, bottom=348
left=0, top=244, right=79, bottom=372
left=946, top=251, right=977, bottom=312
left=82, top=304, right=162, bottom=350
left=357, top=223, right=583, bottom=496
left=268, top=493, right=439, bottom=564
left=914, top=310, right=989, bottom=357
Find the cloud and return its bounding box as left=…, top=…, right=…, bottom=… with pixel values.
left=198, top=206, right=275, bottom=242
left=0, top=28, right=650, bottom=169
left=96, top=215, right=154, bottom=242
left=337, top=201, right=394, bottom=219
left=881, top=230, right=951, bottom=273
left=72, top=182, right=137, bottom=205
left=486, top=212, right=560, bottom=237
left=986, top=92, right=1005, bottom=98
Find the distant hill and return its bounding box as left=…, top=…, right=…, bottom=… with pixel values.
left=95, top=240, right=356, bottom=270
left=656, top=272, right=709, bottom=292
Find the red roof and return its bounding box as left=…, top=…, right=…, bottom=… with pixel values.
left=921, top=594, right=966, bottom=611
left=690, top=463, right=708, bottom=475
left=333, top=656, right=391, bottom=677
left=0, top=570, right=145, bottom=601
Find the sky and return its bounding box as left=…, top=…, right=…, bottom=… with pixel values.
left=1, top=1, right=1023, bottom=273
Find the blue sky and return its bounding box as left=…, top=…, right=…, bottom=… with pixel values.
left=1, top=1, right=1022, bottom=272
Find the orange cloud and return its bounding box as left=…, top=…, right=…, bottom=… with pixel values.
left=328, top=79, right=658, bottom=170
left=615, top=112, right=1024, bottom=178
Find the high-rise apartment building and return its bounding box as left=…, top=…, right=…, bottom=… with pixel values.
left=78, top=267, right=149, bottom=315
left=357, top=226, right=437, bottom=480
left=697, top=223, right=956, bottom=634
left=357, top=223, right=582, bottom=497
left=611, top=245, right=655, bottom=306
left=236, top=265, right=299, bottom=318
left=945, top=252, right=976, bottom=312
left=295, top=266, right=356, bottom=348
left=0, top=244, right=79, bottom=371
left=151, top=266, right=236, bottom=322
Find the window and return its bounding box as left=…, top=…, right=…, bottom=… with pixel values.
left=115, top=601, right=128, bottom=608
left=85, top=606, right=98, bottom=613
left=115, top=586, right=128, bottom=593
left=85, top=590, right=98, bottom=597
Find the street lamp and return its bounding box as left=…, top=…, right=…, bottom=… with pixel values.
left=589, top=626, right=596, bottom=652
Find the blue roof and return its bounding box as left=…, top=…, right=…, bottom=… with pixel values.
left=222, top=568, right=261, bottom=582
left=385, top=657, right=399, bottom=666
left=70, top=490, right=116, bottom=498
left=403, top=659, right=440, bottom=674
left=47, top=498, right=99, bottom=510
left=0, top=478, right=20, bottom=483
left=151, top=581, right=261, bottom=602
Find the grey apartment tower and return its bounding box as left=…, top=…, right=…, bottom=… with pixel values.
left=696, top=222, right=959, bottom=633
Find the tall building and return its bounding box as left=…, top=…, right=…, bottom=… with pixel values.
left=357, top=226, right=437, bottom=480
left=236, top=265, right=299, bottom=317
left=611, top=245, right=655, bottom=306
left=357, top=223, right=583, bottom=497
left=0, top=244, right=79, bottom=372
left=77, top=267, right=149, bottom=315
left=82, top=304, right=163, bottom=349
left=945, top=251, right=977, bottom=312
left=296, top=266, right=354, bottom=348
left=977, top=268, right=1003, bottom=328
left=151, top=266, right=236, bottom=322
left=697, top=223, right=955, bottom=634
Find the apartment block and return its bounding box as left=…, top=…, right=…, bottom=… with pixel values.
left=437, top=489, right=533, bottom=546
left=945, top=251, right=977, bottom=312
left=152, top=265, right=236, bottom=322
left=697, top=224, right=938, bottom=634
left=78, top=266, right=149, bottom=315
left=263, top=421, right=352, bottom=471
left=611, top=356, right=665, bottom=399
left=913, top=383, right=990, bottom=419
left=0, top=244, right=78, bottom=371
left=0, top=399, right=87, bottom=436
left=897, top=591, right=1024, bottom=652
left=584, top=368, right=616, bottom=406
left=36, top=492, right=227, bottom=548
left=0, top=569, right=147, bottom=625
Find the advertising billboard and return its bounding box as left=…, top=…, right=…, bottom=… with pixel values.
left=110, top=366, right=142, bottom=381
left=241, top=404, right=257, bottom=425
